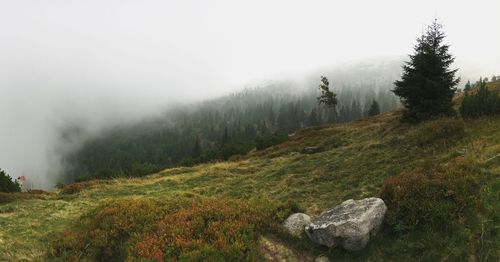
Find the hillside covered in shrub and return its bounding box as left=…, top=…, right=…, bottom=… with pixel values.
left=0, top=103, right=498, bottom=261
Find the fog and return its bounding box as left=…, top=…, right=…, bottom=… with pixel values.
left=0, top=0, right=499, bottom=188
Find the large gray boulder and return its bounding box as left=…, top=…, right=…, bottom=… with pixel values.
left=283, top=213, right=311, bottom=237
left=305, top=198, right=387, bottom=251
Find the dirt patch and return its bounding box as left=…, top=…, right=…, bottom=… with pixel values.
left=259, top=235, right=313, bottom=262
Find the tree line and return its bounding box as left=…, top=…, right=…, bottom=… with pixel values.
left=63, top=81, right=398, bottom=181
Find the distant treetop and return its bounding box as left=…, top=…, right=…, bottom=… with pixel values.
left=317, top=76, right=338, bottom=108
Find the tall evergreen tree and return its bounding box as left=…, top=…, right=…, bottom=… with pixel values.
left=317, top=76, right=338, bottom=108
left=393, top=20, right=460, bottom=122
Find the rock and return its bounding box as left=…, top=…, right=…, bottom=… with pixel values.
left=305, top=197, right=387, bottom=251
left=303, top=146, right=322, bottom=154
left=283, top=213, right=311, bottom=237
left=315, top=256, right=330, bottom=262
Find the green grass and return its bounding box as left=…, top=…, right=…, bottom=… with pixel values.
left=1, top=111, right=499, bottom=261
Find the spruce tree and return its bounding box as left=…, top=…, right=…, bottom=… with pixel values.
left=317, top=76, right=338, bottom=108
left=221, top=126, right=229, bottom=145
left=460, top=80, right=500, bottom=118
left=307, top=108, right=320, bottom=126
left=393, top=20, right=460, bottom=122
left=191, top=138, right=201, bottom=159
left=367, top=100, right=381, bottom=116
left=0, top=169, right=21, bottom=193
left=464, top=80, right=472, bottom=92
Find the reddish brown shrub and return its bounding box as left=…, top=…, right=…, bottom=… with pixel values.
left=48, top=198, right=189, bottom=261
left=133, top=200, right=260, bottom=261
left=380, top=158, right=480, bottom=231
left=47, top=197, right=297, bottom=261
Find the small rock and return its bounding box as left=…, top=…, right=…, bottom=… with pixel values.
left=283, top=213, right=311, bottom=237
left=303, top=146, right=322, bottom=154
left=315, top=256, right=330, bottom=262
left=305, top=197, right=387, bottom=251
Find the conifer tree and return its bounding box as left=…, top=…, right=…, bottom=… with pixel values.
left=0, top=169, right=21, bottom=193
left=221, top=126, right=229, bottom=145
left=191, top=138, right=201, bottom=159
left=317, top=76, right=338, bottom=108
left=464, top=80, right=472, bottom=92
left=367, top=100, right=381, bottom=116
left=393, top=20, right=460, bottom=122
left=350, top=100, right=362, bottom=120
left=307, top=108, right=320, bottom=126
left=460, top=80, right=500, bottom=118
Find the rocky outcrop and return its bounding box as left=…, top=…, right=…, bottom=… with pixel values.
left=283, top=213, right=311, bottom=237
left=305, top=198, right=387, bottom=251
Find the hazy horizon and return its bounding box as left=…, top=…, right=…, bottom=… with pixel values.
left=1, top=0, right=499, bottom=188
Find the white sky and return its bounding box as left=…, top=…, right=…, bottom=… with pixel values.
left=0, top=0, right=499, bottom=187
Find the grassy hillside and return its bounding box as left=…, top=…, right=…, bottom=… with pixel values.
left=488, top=79, right=500, bottom=92
left=0, top=110, right=498, bottom=261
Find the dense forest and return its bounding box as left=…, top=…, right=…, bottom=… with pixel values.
left=63, top=88, right=399, bottom=181
left=62, top=70, right=400, bottom=182
left=61, top=60, right=499, bottom=183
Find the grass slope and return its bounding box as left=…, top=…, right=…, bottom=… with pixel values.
left=0, top=110, right=499, bottom=261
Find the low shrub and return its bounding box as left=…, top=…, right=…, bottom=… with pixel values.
left=27, top=189, right=51, bottom=195
left=0, top=191, right=48, bottom=204
left=59, top=180, right=107, bottom=195
left=132, top=199, right=298, bottom=261
left=255, top=133, right=288, bottom=150
left=221, top=140, right=255, bottom=160
left=0, top=192, right=17, bottom=204
left=133, top=200, right=260, bottom=261
left=460, top=81, right=500, bottom=118
left=130, top=163, right=163, bottom=177
left=47, top=198, right=191, bottom=261
left=380, top=158, right=480, bottom=232
left=228, top=154, right=244, bottom=161
left=48, top=197, right=298, bottom=262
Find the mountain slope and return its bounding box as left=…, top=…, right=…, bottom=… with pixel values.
left=0, top=110, right=498, bottom=261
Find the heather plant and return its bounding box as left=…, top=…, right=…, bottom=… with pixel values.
left=48, top=197, right=298, bottom=262
left=132, top=199, right=298, bottom=261
left=48, top=198, right=192, bottom=261
left=380, top=158, right=480, bottom=232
